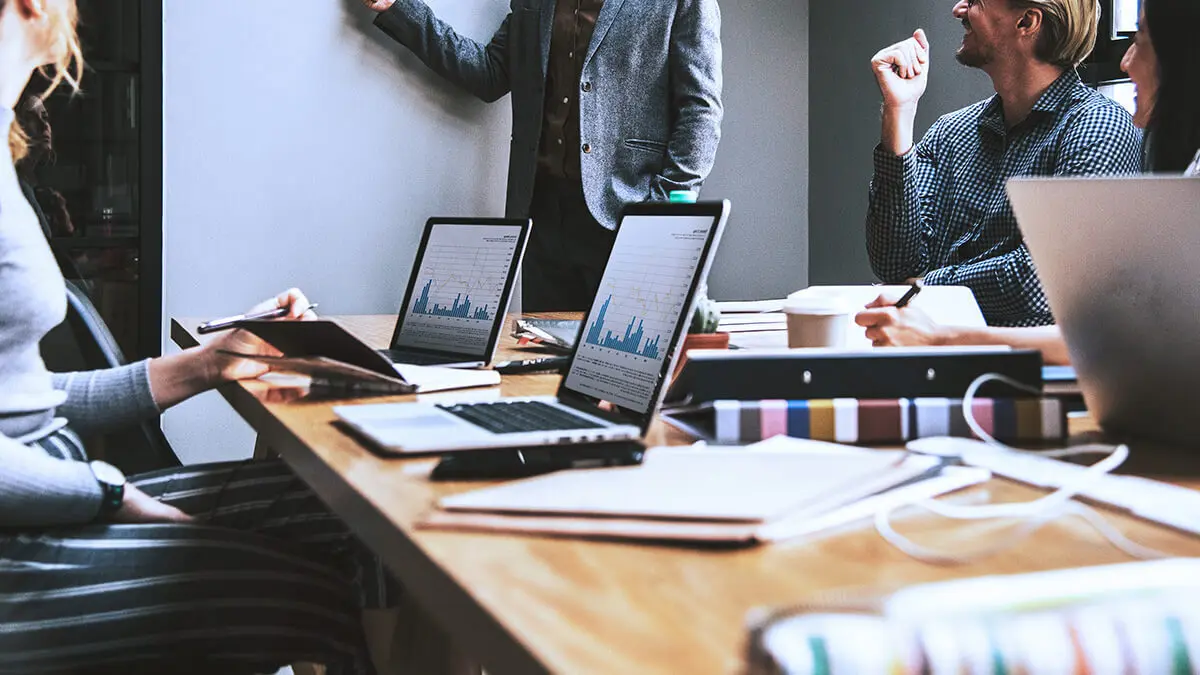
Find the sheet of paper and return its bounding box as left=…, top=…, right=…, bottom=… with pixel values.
left=729, top=330, right=789, bottom=350
left=716, top=299, right=787, bottom=313
left=440, top=450, right=935, bottom=522
left=392, top=363, right=500, bottom=393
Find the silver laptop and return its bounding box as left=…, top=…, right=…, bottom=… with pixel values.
left=381, top=218, right=531, bottom=368
left=1007, top=176, right=1200, bottom=446
left=336, top=200, right=731, bottom=454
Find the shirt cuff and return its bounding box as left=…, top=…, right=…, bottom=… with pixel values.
left=130, top=359, right=163, bottom=415
left=923, top=266, right=956, bottom=286
left=872, top=144, right=914, bottom=185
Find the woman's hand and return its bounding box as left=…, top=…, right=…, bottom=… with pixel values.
left=854, top=293, right=946, bottom=347
left=111, top=484, right=193, bottom=524
left=200, top=288, right=318, bottom=385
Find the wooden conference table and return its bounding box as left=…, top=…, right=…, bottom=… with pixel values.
left=172, top=314, right=1200, bottom=675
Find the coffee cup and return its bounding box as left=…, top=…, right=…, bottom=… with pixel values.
left=783, top=296, right=853, bottom=348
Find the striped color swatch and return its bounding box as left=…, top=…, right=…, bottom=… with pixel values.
left=710, top=398, right=1065, bottom=445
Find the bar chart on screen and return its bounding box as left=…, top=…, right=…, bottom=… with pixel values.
left=565, top=214, right=715, bottom=411
left=394, top=224, right=522, bottom=354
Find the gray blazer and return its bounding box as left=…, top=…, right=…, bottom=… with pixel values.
left=374, top=0, right=723, bottom=230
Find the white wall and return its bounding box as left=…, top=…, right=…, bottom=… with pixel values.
left=703, top=0, right=809, bottom=301
left=163, top=0, right=511, bottom=463
left=162, top=0, right=810, bottom=463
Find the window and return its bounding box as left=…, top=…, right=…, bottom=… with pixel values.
left=1081, top=0, right=1137, bottom=86
left=1112, top=0, right=1140, bottom=36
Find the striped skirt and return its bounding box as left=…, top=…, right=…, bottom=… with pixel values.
left=0, top=428, right=399, bottom=675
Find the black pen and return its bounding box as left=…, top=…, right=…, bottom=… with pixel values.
left=893, top=281, right=923, bottom=309
left=492, top=355, right=571, bottom=375
left=197, top=303, right=319, bottom=334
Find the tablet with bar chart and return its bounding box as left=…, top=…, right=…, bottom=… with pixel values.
left=564, top=210, right=724, bottom=412
left=386, top=219, right=530, bottom=367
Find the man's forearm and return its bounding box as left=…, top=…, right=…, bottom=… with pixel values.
left=881, top=104, right=918, bottom=156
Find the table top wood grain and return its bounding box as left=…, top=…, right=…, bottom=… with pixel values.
left=172, top=314, right=1200, bottom=675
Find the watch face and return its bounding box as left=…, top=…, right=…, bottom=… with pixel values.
left=91, top=461, right=126, bottom=486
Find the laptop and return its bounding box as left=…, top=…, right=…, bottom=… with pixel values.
left=1007, top=175, right=1200, bottom=446
left=335, top=200, right=731, bottom=454
left=381, top=218, right=531, bottom=368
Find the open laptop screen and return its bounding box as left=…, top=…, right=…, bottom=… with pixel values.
left=562, top=203, right=727, bottom=421
left=391, top=220, right=528, bottom=359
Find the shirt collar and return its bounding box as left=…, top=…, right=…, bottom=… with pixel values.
left=978, top=69, right=1082, bottom=135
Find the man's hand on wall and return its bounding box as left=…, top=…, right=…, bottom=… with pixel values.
left=362, top=0, right=397, bottom=13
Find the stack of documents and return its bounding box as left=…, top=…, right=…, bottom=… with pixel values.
left=419, top=438, right=989, bottom=545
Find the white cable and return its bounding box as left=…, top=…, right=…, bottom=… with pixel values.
left=875, top=373, right=1174, bottom=565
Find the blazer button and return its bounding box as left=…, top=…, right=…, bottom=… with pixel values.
left=581, top=82, right=592, bottom=93
left=582, top=143, right=592, bottom=154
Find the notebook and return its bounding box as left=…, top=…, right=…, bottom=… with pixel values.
left=227, top=320, right=499, bottom=395
left=419, top=446, right=982, bottom=545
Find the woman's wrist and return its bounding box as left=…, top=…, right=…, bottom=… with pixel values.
left=146, top=347, right=223, bottom=410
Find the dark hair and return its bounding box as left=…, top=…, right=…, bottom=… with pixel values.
left=1143, top=0, right=1200, bottom=172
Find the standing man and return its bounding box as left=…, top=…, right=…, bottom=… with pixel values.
left=866, top=0, right=1141, bottom=327
left=362, top=0, right=723, bottom=310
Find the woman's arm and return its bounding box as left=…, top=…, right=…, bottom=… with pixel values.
left=0, top=435, right=102, bottom=527
left=53, top=289, right=317, bottom=431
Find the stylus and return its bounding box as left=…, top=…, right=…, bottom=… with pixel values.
left=197, top=304, right=319, bottom=334
left=492, top=356, right=571, bottom=375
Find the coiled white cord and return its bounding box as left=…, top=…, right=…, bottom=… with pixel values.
left=874, top=373, right=1171, bottom=565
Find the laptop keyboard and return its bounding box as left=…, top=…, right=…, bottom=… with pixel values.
left=437, top=401, right=606, bottom=434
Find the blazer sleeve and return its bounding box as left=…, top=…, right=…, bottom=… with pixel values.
left=650, top=0, right=724, bottom=200
left=374, top=0, right=513, bottom=103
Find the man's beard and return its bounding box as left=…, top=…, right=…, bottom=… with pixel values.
left=955, top=38, right=995, bottom=68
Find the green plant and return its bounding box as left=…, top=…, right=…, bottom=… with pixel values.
left=689, top=290, right=721, bottom=334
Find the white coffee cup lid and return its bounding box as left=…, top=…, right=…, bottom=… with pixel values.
left=784, top=295, right=853, bottom=315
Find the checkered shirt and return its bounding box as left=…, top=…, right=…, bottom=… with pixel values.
left=866, top=70, right=1143, bottom=327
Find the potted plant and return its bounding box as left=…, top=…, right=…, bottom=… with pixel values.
left=674, top=288, right=729, bottom=377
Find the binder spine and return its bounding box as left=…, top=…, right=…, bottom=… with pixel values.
left=713, top=398, right=1066, bottom=445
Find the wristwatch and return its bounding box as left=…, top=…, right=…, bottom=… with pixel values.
left=89, top=460, right=126, bottom=519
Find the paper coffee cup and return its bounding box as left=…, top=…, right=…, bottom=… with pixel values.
left=784, top=296, right=852, bottom=349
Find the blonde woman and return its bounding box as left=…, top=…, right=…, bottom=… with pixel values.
left=0, top=2, right=393, bottom=672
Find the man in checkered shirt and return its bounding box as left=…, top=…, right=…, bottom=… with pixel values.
left=866, top=0, right=1142, bottom=327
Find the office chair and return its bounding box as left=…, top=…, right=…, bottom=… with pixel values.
left=58, top=280, right=182, bottom=472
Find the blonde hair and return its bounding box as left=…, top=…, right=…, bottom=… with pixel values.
left=1011, top=0, right=1100, bottom=67
left=6, top=0, right=83, bottom=162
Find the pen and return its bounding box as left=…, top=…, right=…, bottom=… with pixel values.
left=893, top=281, right=923, bottom=309
left=492, top=355, right=571, bottom=375
left=197, top=303, right=319, bottom=335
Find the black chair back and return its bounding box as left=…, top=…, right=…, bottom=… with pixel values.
left=60, top=280, right=182, bottom=471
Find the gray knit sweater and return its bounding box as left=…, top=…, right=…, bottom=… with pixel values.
left=1, top=108, right=160, bottom=528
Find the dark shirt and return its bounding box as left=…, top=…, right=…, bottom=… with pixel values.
left=537, top=0, right=605, bottom=181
